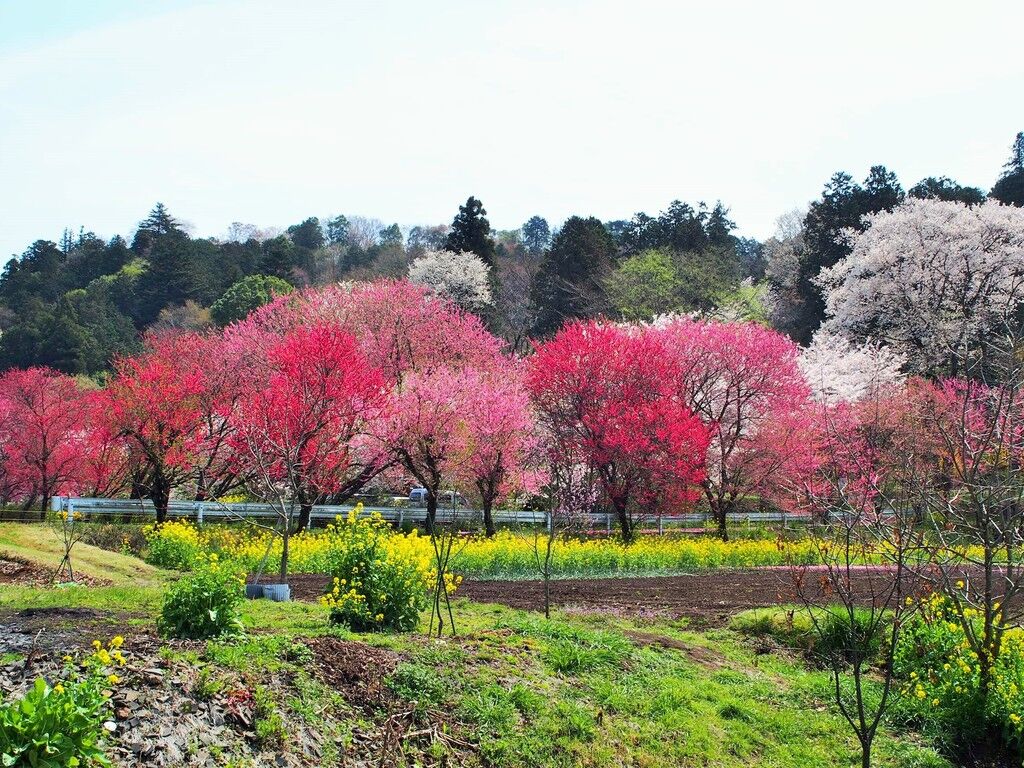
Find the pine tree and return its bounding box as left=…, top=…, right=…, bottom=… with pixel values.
left=521, top=216, right=551, bottom=255
left=530, top=216, right=615, bottom=336
left=445, top=197, right=496, bottom=265
left=991, top=131, right=1024, bottom=207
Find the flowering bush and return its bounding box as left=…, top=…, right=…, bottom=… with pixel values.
left=0, top=637, right=126, bottom=768
left=158, top=554, right=245, bottom=639
left=893, top=592, right=1024, bottom=753
left=319, top=508, right=457, bottom=631
left=143, top=519, right=201, bottom=570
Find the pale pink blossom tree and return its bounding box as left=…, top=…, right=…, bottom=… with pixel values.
left=655, top=318, right=813, bottom=539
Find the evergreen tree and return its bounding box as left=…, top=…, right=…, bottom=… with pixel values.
left=793, top=166, right=904, bottom=342
left=658, top=200, right=709, bottom=252
left=705, top=202, right=737, bottom=247
left=991, top=131, right=1024, bottom=207
left=521, top=216, right=551, bottom=255
left=138, top=202, right=179, bottom=236
left=286, top=217, right=324, bottom=250
left=132, top=203, right=182, bottom=253
left=325, top=215, right=350, bottom=246
left=259, top=235, right=298, bottom=279
left=530, top=216, right=615, bottom=336
left=378, top=223, right=404, bottom=247
left=909, top=176, right=986, bottom=205
left=444, top=196, right=496, bottom=265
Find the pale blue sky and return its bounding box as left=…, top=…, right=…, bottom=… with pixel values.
left=1, top=0, right=1022, bottom=260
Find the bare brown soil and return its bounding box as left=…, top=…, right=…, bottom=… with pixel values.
left=306, top=636, right=400, bottom=713
left=284, top=567, right=932, bottom=626
left=0, top=556, right=54, bottom=585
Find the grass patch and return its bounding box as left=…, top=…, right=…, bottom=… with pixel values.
left=0, top=523, right=165, bottom=586
left=0, top=529, right=949, bottom=767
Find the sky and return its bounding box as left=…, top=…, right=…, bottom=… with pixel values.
left=1, top=0, right=1023, bottom=260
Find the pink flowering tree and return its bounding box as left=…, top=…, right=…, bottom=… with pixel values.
left=528, top=321, right=710, bottom=543
left=454, top=366, right=535, bottom=537
left=655, top=318, right=813, bottom=540
left=77, top=390, right=134, bottom=499
left=0, top=367, right=89, bottom=511
left=239, top=280, right=505, bottom=512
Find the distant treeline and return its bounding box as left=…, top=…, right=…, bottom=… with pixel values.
left=1, top=131, right=1021, bottom=376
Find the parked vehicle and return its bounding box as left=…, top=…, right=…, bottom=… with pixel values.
left=408, top=487, right=466, bottom=508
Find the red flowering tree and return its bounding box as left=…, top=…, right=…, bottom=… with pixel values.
left=0, top=367, right=88, bottom=510
left=189, top=331, right=260, bottom=502
left=229, top=322, right=386, bottom=582
left=103, top=334, right=207, bottom=523
left=656, top=318, right=813, bottom=540
left=527, top=321, right=709, bottom=542
left=77, top=390, right=133, bottom=499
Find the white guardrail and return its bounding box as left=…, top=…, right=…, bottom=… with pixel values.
left=50, top=496, right=805, bottom=532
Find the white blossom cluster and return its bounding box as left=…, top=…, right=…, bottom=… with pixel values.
left=817, top=199, right=1024, bottom=375
left=407, top=249, right=492, bottom=310
left=799, top=333, right=906, bottom=404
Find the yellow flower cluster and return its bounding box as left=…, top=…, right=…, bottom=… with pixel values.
left=896, top=591, right=1024, bottom=739
left=90, top=635, right=127, bottom=669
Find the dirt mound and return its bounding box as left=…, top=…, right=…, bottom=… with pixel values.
left=272, top=572, right=332, bottom=601
left=0, top=556, right=52, bottom=585
left=306, top=636, right=400, bottom=712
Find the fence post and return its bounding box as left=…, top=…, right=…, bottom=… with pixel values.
left=658, top=514, right=664, bottom=535
left=606, top=513, right=611, bottom=534
left=196, top=502, right=204, bottom=526
left=546, top=511, right=552, bottom=532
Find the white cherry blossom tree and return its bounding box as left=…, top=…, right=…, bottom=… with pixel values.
left=817, top=199, right=1024, bottom=376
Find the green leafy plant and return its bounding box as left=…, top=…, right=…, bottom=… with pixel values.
left=0, top=638, right=126, bottom=768
left=320, top=512, right=433, bottom=632
left=158, top=555, right=245, bottom=639
left=892, top=591, right=1024, bottom=760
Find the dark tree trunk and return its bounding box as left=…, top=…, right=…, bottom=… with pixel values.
left=613, top=498, right=633, bottom=543
left=426, top=492, right=438, bottom=534
left=296, top=502, right=313, bottom=532
left=151, top=472, right=171, bottom=525
left=483, top=498, right=496, bottom=538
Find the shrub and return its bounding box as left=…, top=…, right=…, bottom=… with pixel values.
left=0, top=637, right=126, bottom=768
left=158, top=555, right=245, bottom=639
left=143, top=520, right=201, bottom=570
left=892, top=592, right=1024, bottom=758
left=731, top=605, right=883, bottom=664
left=319, top=510, right=438, bottom=632
left=79, top=523, right=148, bottom=557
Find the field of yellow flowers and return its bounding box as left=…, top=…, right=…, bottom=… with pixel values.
left=143, top=516, right=822, bottom=579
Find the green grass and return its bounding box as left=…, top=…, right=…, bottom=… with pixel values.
left=0, top=523, right=165, bottom=586
left=0, top=533, right=950, bottom=768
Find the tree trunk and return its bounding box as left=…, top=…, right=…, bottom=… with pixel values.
left=296, top=502, right=313, bottom=532
left=483, top=498, right=496, bottom=538
left=613, top=499, right=633, bottom=543
left=279, top=528, right=289, bottom=584
left=713, top=498, right=730, bottom=542
left=426, top=492, right=438, bottom=534
left=152, top=476, right=171, bottom=525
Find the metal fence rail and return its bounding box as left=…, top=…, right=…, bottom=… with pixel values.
left=50, top=496, right=808, bottom=531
